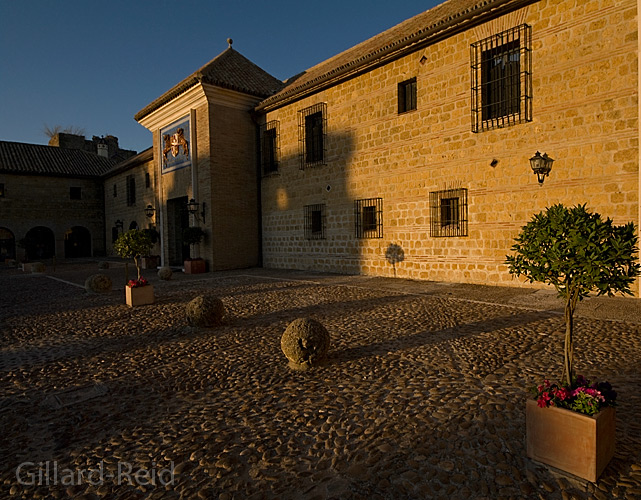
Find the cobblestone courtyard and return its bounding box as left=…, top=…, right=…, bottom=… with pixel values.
left=1, top=262, right=640, bottom=499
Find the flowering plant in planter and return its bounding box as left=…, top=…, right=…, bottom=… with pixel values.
left=532, top=375, right=617, bottom=416
left=127, top=277, right=149, bottom=288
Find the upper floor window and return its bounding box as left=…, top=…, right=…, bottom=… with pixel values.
left=304, top=204, right=326, bottom=240
left=471, top=24, right=532, bottom=132
left=398, top=77, right=417, bottom=113
left=70, top=187, right=82, bottom=200
left=126, top=175, right=136, bottom=206
left=0, top=183, right=5, bottom=198
left=145, top=172, right=151, bottom=188
left=260, top=121, right=279, bottom=175
left=355, top=197, right=383, bottom=239
left=113, top=183, right=117, bottom=197
left=429, top=188, right=468, bottom=237
left=298, top=103, right=326, bottom=168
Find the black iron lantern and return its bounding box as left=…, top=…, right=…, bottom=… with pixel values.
left=530, top=151, right=554, bottom=185
left=186, top=198, right=206, bottom=223
left=144, top=204, right=156, bottom=219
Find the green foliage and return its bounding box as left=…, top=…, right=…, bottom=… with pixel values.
left=113, top=229, right=153, bottom=279
left=506, top=204, right=640, bottom=300
left=182, top=227, right=206, bottom=246
left=506, top=203, right=640, bottom=385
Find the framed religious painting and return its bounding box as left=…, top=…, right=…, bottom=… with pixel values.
left=160, top=116, right=191, bottom=173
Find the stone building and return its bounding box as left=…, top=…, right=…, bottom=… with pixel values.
left=0, top=141, right=114, bottom=262
left=118, top=0, right=638, bottom=294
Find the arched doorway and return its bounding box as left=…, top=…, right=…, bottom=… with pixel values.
left=0, top=227, right=16, bottom=260
left=64, top=226, right=92, bottom=258
left=22, top=226, right=55, bottom=260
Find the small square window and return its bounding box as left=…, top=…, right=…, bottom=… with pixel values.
left=70, top=187, right=82, bottom=200
left=355, top=198, right=383, bottom=239
left=304, top=204, right=326, bottom=240
left=430, top=188, right=468, bottom=237
left=398, top=77, right=417, bottom=113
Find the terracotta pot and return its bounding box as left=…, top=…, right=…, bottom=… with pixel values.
left=125, top=284, right=155, bottom=307
left=184, top=259, right=206, bottom=274
left=526, top=399, right=615, bottom=482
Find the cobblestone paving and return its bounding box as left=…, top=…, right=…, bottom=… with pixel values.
left=1, top=263, right=640, bottom=499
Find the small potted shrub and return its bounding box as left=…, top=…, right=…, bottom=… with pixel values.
left=114, top=229, right=155, bottom=307
left=182, top=226, right=206, bottom=274
left=506, top=203, right=640, bottom=481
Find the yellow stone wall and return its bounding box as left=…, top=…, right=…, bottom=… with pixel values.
left=261, top=0, right=639, bottom=294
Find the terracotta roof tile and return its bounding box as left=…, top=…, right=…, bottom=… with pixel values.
left=0, top=141, right=115, bottom=177
left=135, top=48, right=284, bottom=121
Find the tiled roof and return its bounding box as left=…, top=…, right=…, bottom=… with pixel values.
left=0, top=140, right=115, bottom=177
left=256, top=0, right=525, bottom=111
left=135, top=47, right=285, bottom=121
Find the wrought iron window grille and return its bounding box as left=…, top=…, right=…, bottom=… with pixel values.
left=355, top=197, right=383, bottom=239
left=398, top=77, right=417, bottom=113
left=304, top=204, right=326, bottom=240
left=260, top=120, right=280, bottom=175
left=471, top=24, right=532, bottom=132
left=429, top=188, right=468, bottom=237
left=298, top=103, right=327, bottom=169
left=126, top=174, right=136, bottom=206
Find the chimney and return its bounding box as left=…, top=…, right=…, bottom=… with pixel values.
left=97, top=137, right=109, bottom=158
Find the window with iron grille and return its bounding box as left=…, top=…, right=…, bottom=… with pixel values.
left=355, top=198, right=383, bottom=239
left=113, top=183, right=117, bottom=197
left=429, top=188, right=468, bottom=237
left=260, top=121, right=279, bottom=175
left=126, top=175, right=136, bottom=206
left=145, top=172, right=151, bottom=188
left=304, top=204, right=326, bottom=240
left=471, top=24, right=531, bottom=132
left=298, top=103, right=326, bottom=168
left=398, top=77, right=417, bottom=113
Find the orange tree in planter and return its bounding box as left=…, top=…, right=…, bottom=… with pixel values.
left=506, top=204, right=640, bottom=387
left=113, top=229, right=153, bottom=281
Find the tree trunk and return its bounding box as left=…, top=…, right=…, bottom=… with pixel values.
left=563, top=290, right=579, bottom=387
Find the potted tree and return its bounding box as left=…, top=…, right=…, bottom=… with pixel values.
left=506, top=203, right=640, bottom=481
left=113, top=229, right=155, bottom=307
left=182, top=226, right=206, bottom=274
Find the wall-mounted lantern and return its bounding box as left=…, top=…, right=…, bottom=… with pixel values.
left=530, top=151, right=554, bottom=185
left=187, top=198, right=206, bottom=223
left=144, top=204, right=156, bottom=219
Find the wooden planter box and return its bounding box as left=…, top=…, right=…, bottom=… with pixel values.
left=184, top=259, right=206, bottom=274
left=125, top=284, right=155, bottom=307
left=526, top=399, right=615, bottom=482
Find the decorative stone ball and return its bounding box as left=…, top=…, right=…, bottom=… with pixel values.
left=98, top=261, right=110, bottom=270
left=281, top=318, right=330, bottom=370
left=84, top=274, right=113, bottom=294
left=158, top=267, right=173, bottom=281
left=185, top=295, right=225, bottom=327
left=31, top=262, right=45, bottom=273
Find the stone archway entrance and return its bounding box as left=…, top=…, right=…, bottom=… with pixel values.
left=23, top=226, right=55, bottom=260
left=64, top=226, right=92, bottom=258
left=0, top=227, right=16, bottom=260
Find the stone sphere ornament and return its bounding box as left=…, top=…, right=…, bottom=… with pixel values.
left=84, top=274, right=113, bottom=293
left=157, top=266, right=173, bottom=280
left=185, top=295, right=225, bottom=327
left=281, top=318, right=330, bottom=370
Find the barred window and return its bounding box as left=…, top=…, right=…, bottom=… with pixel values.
left=260, top=121, right=279, bottom=175
left=126, top=175, right=136, bottom=206
left=0, top=183, right=5, bottom=198
left=298, top=103, right=326, bottom=168
left=304, top=204, right=326, bottom=240
left=355, top=198, right=383, bottom=239
left=471, top=24, right=531, bottom=132
left=113, top=183, right=117, bottom=197
left=430, top=188, right=468, bottom=237
left=398, top=77, right=417, bottom=113
left=145, top=172, right=151, bottom=188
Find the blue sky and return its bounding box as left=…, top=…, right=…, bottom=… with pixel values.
left=0, top=0, right=442, bottom=153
